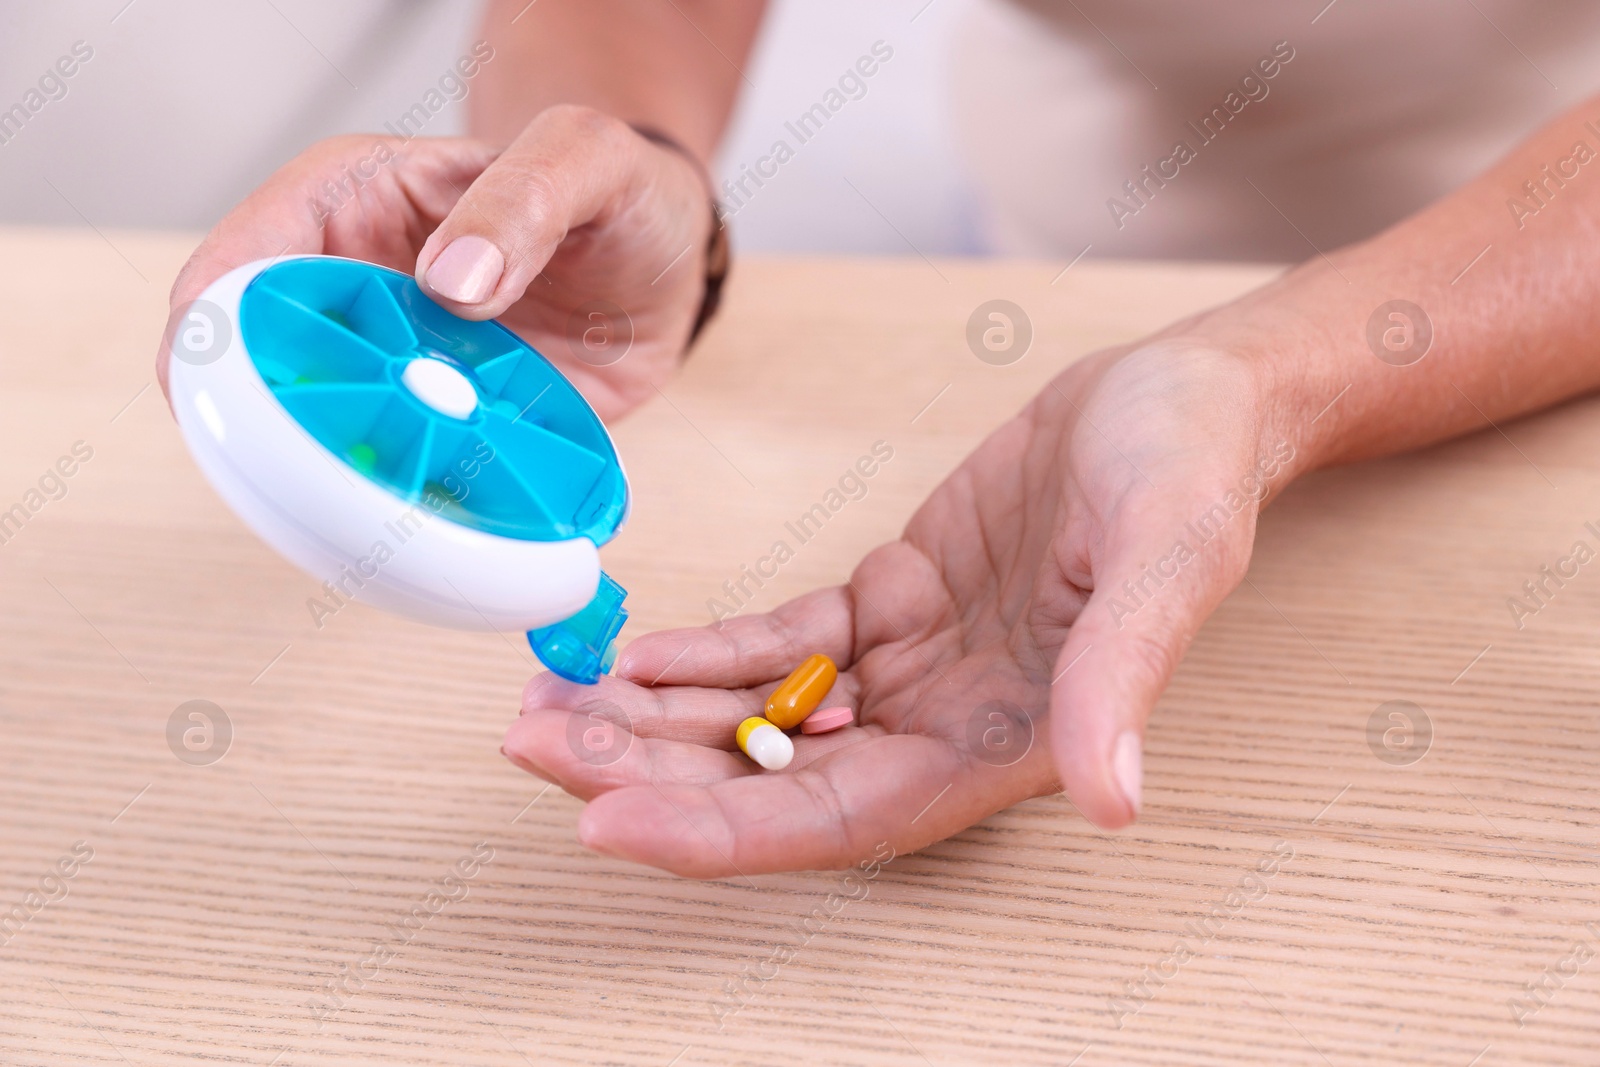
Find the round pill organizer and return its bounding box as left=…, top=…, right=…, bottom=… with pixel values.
left=166, top=254, right=630, bottom=684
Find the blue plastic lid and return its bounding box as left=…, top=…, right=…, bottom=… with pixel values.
left=237, top=256, right=630, bottom=684
left=238, top=257, right=628, bottom=545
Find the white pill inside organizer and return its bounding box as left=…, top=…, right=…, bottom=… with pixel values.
left=402, top=356, right=479, bottom=419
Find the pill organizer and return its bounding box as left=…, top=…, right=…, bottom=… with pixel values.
left=166, top=254, right=629, bottom=684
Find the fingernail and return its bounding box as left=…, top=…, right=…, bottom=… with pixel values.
left=505, top=748, right=556, bottom=790
left=1112, top=730, right=1142, bottom=817
left=500, top=744, right=545, bottom=780
left=425, top=235, right=503, bottom=304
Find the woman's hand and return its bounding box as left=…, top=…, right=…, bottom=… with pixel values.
left=158, top=105, right=712, bottom=420
left=503, top=339, right=1288, bottom=876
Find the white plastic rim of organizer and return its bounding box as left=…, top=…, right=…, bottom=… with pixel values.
left=165, top=255, right=629, bottom=634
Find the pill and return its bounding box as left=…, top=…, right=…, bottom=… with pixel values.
left=347, top=443, right=377, bottom=474
left=764, top=654, right=837, bottom=730
left=736, top=716, right=793, bottom=771
left=801, top=706, right=854, bottom=734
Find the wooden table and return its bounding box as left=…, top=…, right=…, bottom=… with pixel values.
left=1, top=228, right=1596, bottom=1065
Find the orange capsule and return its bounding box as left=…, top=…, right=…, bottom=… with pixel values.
left=764, top=654, right=837, bottom=730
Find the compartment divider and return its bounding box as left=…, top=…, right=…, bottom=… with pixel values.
left=249, top=286, right=394, bottom=382
left=396, top=421, right=438, bottom=502
left=471, top=350, right=527, bottom=398
left=348, top=276, right=419, bottom=354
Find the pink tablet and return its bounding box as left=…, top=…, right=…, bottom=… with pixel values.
left=800, top=706, right=855, bottom=734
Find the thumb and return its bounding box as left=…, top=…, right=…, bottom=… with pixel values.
left=413, top=104, right=700, bottom=319
left=1049, top=492, right=1257, bottom=829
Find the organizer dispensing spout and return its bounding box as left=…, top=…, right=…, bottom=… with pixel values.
left=525, top=571, right=629, bottom=684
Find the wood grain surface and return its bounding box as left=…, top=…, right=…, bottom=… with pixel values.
left=1, top=228, right=1597, bottom=1065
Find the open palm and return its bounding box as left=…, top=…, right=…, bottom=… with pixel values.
left=505, top=342, right=1277, bottom=876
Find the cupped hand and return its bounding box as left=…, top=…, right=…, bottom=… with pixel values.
left=505, top=340, right=1289, bottom=877
left=158, top=105, right=712, bottom=420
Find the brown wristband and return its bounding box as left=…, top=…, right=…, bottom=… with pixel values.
left=629, top=124, right=729, bottom=347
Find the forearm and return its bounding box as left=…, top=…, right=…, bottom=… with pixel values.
left=473, top=0, right=766, bottom=163
left=1182, top=92, right=1600, bottom=477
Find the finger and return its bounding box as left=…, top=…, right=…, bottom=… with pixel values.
left=504, top=704, right=881, bottom=802
left=519, top=673, right=757, bottom=746
left=507, top=670, right=875, bottom=802
left=577, top=733, right=971, bottom=878
left=612, top=586, right=856, bottom=690
left=1049, top=490, right=1256, bottom=829
left=503, top=709, right=753, bottom=800
left=519, top=670, right=865, bottom=747
left=413, top=104, right=699, bottom=318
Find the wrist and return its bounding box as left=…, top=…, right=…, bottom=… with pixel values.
left=630, top=124, right=729, bottom=348
left=1152, top=257, right=1362, bottom=488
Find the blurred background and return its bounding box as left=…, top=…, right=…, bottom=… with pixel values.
left=4, top=0, right=1599, bottom=261
left=0, top=0, right=985, bottom=255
